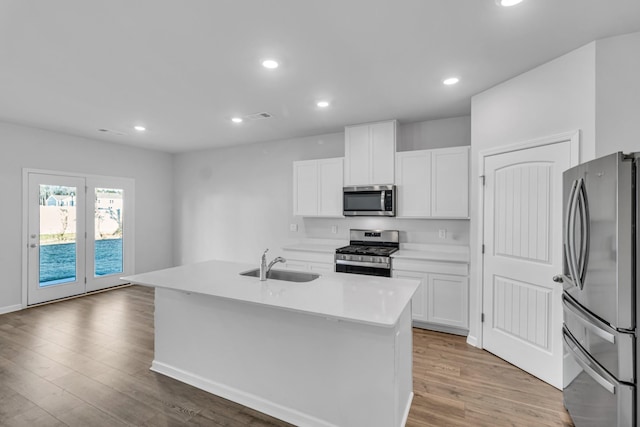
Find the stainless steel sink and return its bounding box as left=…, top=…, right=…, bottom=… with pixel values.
left=239, top=268, right=320, bottom=282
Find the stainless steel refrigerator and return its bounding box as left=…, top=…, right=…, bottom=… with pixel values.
left=557, top=152, right=638, bottom=426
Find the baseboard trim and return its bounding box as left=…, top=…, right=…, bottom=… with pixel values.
left=466, top=334, right=478, bottom=347
left=151, top=360, right=338, bottom=427
left=413, top=321, right=468, bottom=337
left=400, top=392, right=414, bottom=426
left=0, top=304, right=22, bottom=315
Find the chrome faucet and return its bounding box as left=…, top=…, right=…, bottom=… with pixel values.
left=259, top=249, right=287, bottom=281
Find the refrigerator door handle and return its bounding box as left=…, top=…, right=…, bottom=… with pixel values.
left=565, top=179, right=580, bottom=288
left=562, top=294, right=616, bottom=344
left=576, top=178, right=590, bottom=287
left=563, top=327, right=616, bottom=394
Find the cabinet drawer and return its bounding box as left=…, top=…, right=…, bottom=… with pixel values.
left=392, top=259, right=468, bottom=276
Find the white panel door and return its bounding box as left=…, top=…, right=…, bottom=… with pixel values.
left=482, top=141, right=571, bottom=389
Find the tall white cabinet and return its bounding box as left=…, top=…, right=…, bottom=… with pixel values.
left=344, top=120, right=396, bottom=185
left=395, top=146, right=469, bottom=218
left=293, top=158, right=343, bottom=217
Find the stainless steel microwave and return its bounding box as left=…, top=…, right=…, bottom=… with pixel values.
left=343, top=185, right=395, bottom=216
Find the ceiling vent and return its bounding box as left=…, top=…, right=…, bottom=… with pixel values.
left=98, top=128, right=127, bottom=136
left=243, top=112, right=273, bottom=121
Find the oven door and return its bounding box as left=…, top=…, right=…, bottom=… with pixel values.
left=563, top=326, right=634, bottom=427
left=334, top=260, right=391, bottom=277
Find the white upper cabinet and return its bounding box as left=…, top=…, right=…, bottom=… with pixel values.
left=293, top=158, right=343, bottom=217
left=317, top=158, right=344, bottom=216
left=344, top=120, right=396, bottom=185
left=395, top=146, right=469, bottom=218
left=431, top=146, right=469, bottom=218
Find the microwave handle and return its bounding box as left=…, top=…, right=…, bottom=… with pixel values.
left=380, top=191, right=386, bottom=211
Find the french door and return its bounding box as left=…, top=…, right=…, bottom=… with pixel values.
left=25, top=171, right=134, bottom=305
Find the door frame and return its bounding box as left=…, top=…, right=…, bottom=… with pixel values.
left=21, top=168, right=136, bottom=307
left=474, top=130, right=580, bottom=349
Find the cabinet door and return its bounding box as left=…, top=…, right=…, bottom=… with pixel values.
left=393, top=271, right=427, bottom=322
left=370, top=121, right=396, bottom=184
left=395, top=150, right=431, bottom=217
left=308, top=262, right=334, bottom=273
left=284, top=260, right=308, bottom=271
left=431, top=146, right=469, bottom=218
left=317, top=158, right=343, bottom=217
left=344, top=125, right=370, bottom=185
left=293, top=161, right=318, bottom=216
left=427, top=274, right=468, bottom=328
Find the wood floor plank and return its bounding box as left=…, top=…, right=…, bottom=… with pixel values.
left=0, top=285, right=573, bottom=426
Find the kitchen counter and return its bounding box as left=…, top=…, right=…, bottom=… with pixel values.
left=122, top=259, right=417, bottom=427
left=123, top=259, right=418, bottom=327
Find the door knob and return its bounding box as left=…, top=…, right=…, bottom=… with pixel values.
left=552, top=275, right=564, bottom=283
left=29, top=243, right=38, bottom=248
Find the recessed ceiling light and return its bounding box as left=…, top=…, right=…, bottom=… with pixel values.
left=262, top=59, right=279, bottom=69
left=443, top=77, right=459, bottom=85
left=134, top=125, right=146, bottom=132
left=316, top=101, right=330, bottom=108
left=496, top=0, right=523, bottom=6
left=231, top=117, right=243, bottom=123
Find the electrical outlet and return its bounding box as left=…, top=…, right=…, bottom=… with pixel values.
left=438, top=229, right=447, bottom=239
left=290, top=224, right=298, bottom=232
left=331, top=225, right=338, bottom=234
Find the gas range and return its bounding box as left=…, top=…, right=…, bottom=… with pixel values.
left=335, top=229, right=399, bottom=277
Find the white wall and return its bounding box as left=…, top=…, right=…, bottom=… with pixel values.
left=173, top=118, right=471, bottom=266
left=595, top=32, right=640, bottom=156
left=398, top=116, right=471, bottom=152
left=469, top=42, right=597, bottom=346
left=0, top=121, right=174, bottom=311
left=468, top=31, right=640, bottom=347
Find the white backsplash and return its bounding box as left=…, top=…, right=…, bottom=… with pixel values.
left=298, top=217, right=469, bottom=246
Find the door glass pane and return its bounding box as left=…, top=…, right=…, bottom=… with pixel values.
left=94, top=188, right=123, bottom=276
left=39, top=185, right=77, bottom=287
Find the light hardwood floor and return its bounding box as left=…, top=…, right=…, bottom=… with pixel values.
left=0, top=286, right=573, bottom=426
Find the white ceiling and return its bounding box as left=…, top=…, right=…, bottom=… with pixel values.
left=1, top=1, right=640, bottom=153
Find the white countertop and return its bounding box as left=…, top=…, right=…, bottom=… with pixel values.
left=123, top=259, right=419, bottom=328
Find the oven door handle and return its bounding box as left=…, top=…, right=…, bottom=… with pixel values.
left=563, top=327, right=616, bottom=394
left=335, top=259, right=390, bottom=269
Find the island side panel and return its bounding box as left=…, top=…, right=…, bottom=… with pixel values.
left=152, top=287, right=412, bottom=427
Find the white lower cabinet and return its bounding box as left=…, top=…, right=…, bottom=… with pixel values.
left=393, top=259, right=468, bottom=335
left=281, top=249, right=335, bottom=274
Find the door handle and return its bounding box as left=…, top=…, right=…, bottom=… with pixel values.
left=564, top=180, right=580, bottom=287
left=29, top=243, right=38, bottom=248
left=562, top=294, right=616, bottom=344
left=576, top=178, right=590, bottom=287
left=552, top=275, right=564, bottom=283
left=563, top=327, right=616, bottom=394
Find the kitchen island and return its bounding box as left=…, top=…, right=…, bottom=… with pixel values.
left=123, top=259, right=419, bottom=427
